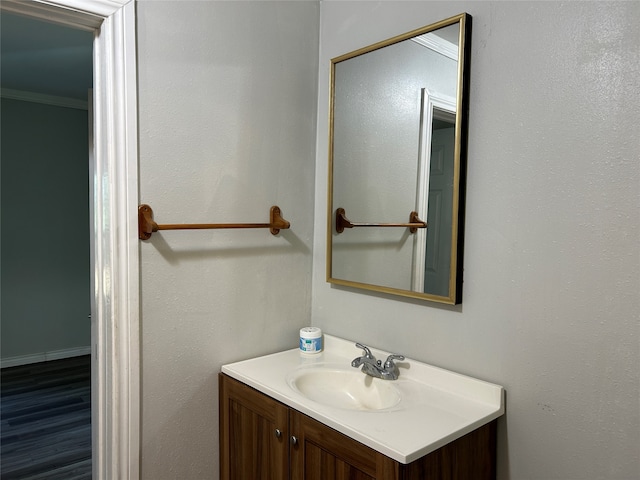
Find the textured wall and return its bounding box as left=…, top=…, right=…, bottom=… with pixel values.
left=134, top=1, right=638, bottom=478
left=312, top=2, right=639, bottom=479
left=1, top=98, right=90, bottom=361
left=136, top=1, right=319, bottom=478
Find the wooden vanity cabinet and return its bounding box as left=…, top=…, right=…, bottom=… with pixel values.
left=219, top=373, right=289, bottom=479
left=219, top=373, right=497, bottom=480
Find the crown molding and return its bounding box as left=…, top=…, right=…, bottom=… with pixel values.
left=1, top=88, right=89, bottom=110
left=411, top=32, right=458, bottom=61
left=0, top=0, right=130, bottom=30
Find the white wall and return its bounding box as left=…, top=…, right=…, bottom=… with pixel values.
left=312, top=2, right=639, bottom=479
left=136, top=1, right=319, bottom=478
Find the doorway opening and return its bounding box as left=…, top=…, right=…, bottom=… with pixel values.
left=0, top=1, right=140, bottom=478
left=412, top=90, right=456, bottom=295
left=1, top=14, right=94, bottom=478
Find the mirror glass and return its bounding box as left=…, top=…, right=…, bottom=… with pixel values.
left=327, top=13, right=471, bottom=304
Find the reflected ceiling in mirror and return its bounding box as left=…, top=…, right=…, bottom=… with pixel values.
left=327, top=13, right=471, bottom=304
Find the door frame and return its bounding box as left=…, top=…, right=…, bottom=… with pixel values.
left=0, top=1, right=140, bottom=478
left=412, top=90, right=456, bottom=293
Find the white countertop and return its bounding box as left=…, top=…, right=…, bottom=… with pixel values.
left=221, top=334, right=504, bottom=464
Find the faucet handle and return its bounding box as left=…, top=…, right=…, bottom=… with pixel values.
left=355, top=343, right=375, bottom=359
left=384, top=354, right=405, bottom=368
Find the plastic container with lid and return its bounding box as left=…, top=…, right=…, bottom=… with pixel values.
left=299, top=327, right=323, bottom=354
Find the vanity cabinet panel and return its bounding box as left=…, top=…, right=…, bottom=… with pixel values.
left=401, top=421, right=497, bottom=479
left=290, top=409, right=394, bottom=480
left=220, top=373, right=497, bottom=480
left=219, top=374, right=289, bottom=480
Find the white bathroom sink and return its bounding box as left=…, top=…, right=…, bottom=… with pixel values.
left=221, top=334, right=504, bottom=463
left=287, top=365, right=401, bottom=411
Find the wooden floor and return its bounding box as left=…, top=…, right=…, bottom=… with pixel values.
left=1, top=355, right=92, bottom=480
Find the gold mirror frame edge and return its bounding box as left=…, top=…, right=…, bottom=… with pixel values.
left=330, top=12, right=468, bottom=64
left=326, top=12, right=471, bottom=305
left=327, top=277, right=458, bottom=305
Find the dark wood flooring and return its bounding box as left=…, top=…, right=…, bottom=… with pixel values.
left=1, top=355, right=92, bottom=480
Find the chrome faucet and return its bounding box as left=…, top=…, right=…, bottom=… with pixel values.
left=351, top=343, right=405, bottom=380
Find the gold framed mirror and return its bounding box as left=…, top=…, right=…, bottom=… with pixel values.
left=327, top=13, right=471, bottom=304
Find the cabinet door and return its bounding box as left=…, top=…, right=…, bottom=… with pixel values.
left=220, top=374, right=290, bottom=480
left=290, top=410, right=398, bottom=480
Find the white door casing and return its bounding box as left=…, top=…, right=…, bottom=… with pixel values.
left=412, top=90, right=456, bottom=293
left=0, top=1, right=140, bottom=479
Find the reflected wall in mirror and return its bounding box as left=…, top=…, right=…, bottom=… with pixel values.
left=327, top=13, right=471, bottom=304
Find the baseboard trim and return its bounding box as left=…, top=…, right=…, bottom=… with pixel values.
left=1, top=346, right=91, bottom=368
